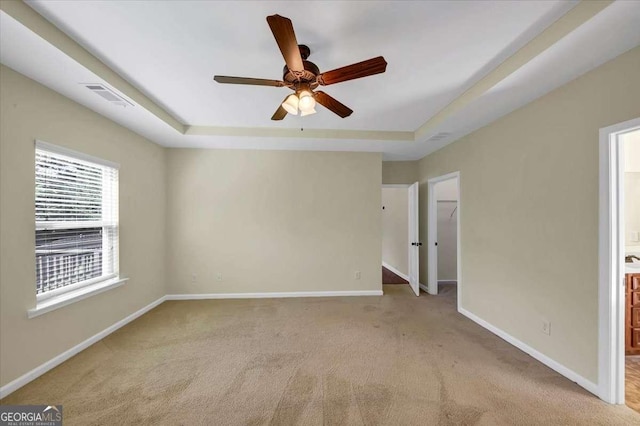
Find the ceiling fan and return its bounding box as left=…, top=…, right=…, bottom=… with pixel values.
left=213, top=14, right=387, bottom=120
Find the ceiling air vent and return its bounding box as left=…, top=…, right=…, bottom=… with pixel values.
left=83, top=84, right=133, bottom=107
left=426, top=132, right=451, bottom=142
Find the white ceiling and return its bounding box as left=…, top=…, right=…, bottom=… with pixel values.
left=1, top=1, right=639, bottom=159
left=416, top=0, right=640, bottom=159
left=24, top=0, right=574, bottom=131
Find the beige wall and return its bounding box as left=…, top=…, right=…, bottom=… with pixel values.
left=166, top=149, right=382, bottom=294
left=418, top=46, right=640, bottom=383
left=0, top=65, right=167, bottom=387
left=382, top=188, right=408, bottom=275
left=435, top=179, right=458, bottom=201
left=382, top=161, right=419, bottom=184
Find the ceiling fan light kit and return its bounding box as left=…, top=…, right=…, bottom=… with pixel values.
left=213, top=14, right=387, bottom=120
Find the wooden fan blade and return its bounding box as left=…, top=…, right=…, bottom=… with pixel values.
left=271, top=105, right=288, bottom=121
left=266, top=15, right=304, bottom=73
left=317, top=56, right=387, bottom=86
left=314, top=91, right=353, bottom=118
left=271, top=96, right=290, bottom=120
left=214, top=76, right=286, bottom=87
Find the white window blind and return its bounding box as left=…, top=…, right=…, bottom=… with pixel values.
left=35, top=142, right=119, bottom=298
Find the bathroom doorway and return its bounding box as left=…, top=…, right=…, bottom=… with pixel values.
left=598, top=118, right=640, bottom=408
left=621, top=128, right=640, bottom=412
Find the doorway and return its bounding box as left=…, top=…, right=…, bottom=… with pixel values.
left=598, top=117, right=640, bottom=407
left=381, top=183, right=420, bottom=296
left=427, top=172, right=461, bottom=308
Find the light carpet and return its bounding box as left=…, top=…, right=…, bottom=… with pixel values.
left=2, top=284, right=639, bottom=425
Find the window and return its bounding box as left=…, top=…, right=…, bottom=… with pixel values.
left=35, top=141, right=119, bottom=300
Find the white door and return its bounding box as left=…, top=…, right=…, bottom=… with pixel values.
left=408, top=182, right=420, bottom=296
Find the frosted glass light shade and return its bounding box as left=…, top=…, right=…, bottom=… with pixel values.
left=300, top=108, right=317, bottom=116
left=298, top=91, right=316, bottom=112
left=282, top=94, right=299, bottom=115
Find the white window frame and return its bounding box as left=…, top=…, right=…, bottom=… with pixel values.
left=30, top=141, right=126, bottom=318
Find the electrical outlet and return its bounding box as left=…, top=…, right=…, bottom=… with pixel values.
left=631, top=231, right=640, bottom=242
left=216, top=272, right=222, bottom=281
left=355, top=271, right=361, bottom=280
left=542, top=320, right=551, bottom=336
left=191, top=273, right=197, bottom=283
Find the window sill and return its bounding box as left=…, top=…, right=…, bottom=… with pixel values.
left=28, top=277, right=129, bottom=319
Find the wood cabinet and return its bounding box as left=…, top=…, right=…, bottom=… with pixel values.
left=626, top=273, right=640, bottom=355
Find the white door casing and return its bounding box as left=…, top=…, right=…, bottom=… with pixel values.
left=408, top=182, right=420, bottom=296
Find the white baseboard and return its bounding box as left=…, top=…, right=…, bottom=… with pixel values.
left=382, top=262, right=409, bottom=281
left=458, top=307, right=599, bottom=396
left=166, top=290, right=383, bottom=300
left=419, top=283, right=429, bottom=293
left=0, top=295, right=166, bottom=399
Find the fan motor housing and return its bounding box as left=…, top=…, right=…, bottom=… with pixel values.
left=282, top=45, right=320, bottom=89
